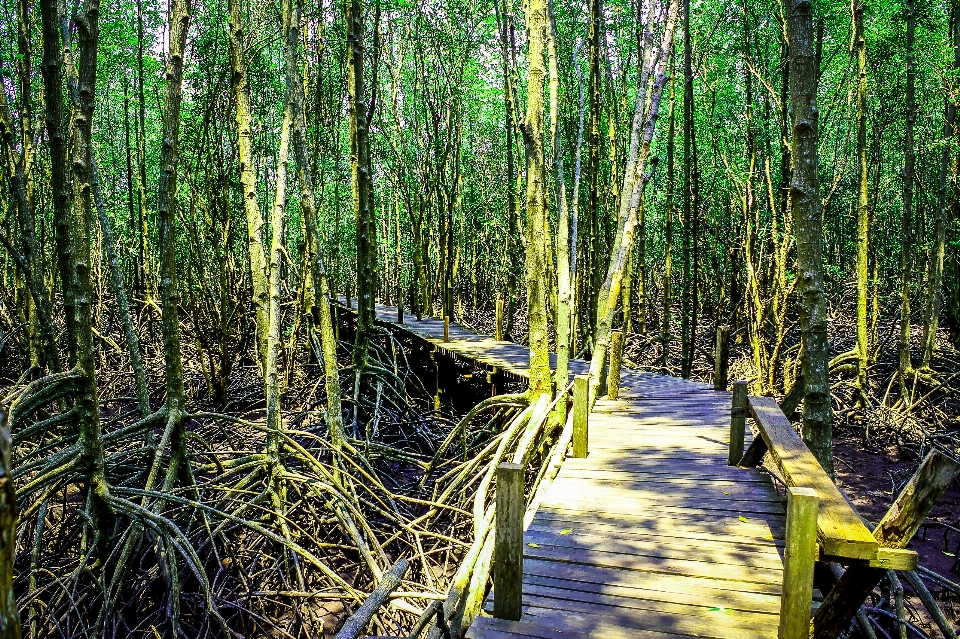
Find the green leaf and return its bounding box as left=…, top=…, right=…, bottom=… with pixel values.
left=944, top=551, right=956, bottom=557
left=559, top=529, right=573, bottom=535
left=527, top=543, right=540, bottom=548
left=738, top=515, right=749, bottom=523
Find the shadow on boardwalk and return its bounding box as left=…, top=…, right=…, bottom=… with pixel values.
left=353, top=302, right=787, bottom=639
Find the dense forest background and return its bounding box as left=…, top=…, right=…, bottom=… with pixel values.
left=0, top=0, right=959, bottom=635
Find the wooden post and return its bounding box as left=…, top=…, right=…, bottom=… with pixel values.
left=572, top=375, right=589, bottom=458
left=608, top=331, right=623, bottom=399
left=779, top=487, right=819, bottom=639
left=495, top=296, right=504, bottom=341
left=397, top=284, right=404, bottom=324
left=729, top=381, right=748, bottom=465
left=443, top=316, right=450, bottom=342
left=494, top=462, right=524, bottom=621
left=714, top=325, right=731, bottom=390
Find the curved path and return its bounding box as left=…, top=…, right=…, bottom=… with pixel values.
left=344, top=301, right=787, bottom=639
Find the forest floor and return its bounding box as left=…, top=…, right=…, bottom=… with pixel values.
left=835, top=432, right=960, bottom=636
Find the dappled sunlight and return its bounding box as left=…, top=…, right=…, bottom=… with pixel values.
left=469, top=371, right=785, bottom=639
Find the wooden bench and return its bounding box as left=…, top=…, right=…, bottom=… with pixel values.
left=728, top=383, right=918, bottom=639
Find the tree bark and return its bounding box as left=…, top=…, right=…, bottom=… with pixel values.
left=521, top=0, right=552, bottom=397
left=853, top=0, right=869, bottom=403
left=347, top=0, right=376, bottom=374
left=39, top=0, right=76, bottom=366
left=788, top=0, right=833, bottom=476
left=287, top=0, right=345, bottom=447
left=921, top=0, right=960, bottom=369
left=69, top=0, right=112, bottom=548
left=899, top=0, right=916, bottom=393
left=229, top=0, right=270, bottom=373
left=155, top=0, right=193, bottom=489
left=587, top=0, right=680, bottom=394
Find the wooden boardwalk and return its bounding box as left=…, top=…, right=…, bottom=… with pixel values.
left=349, top=302, right=787, bottom=639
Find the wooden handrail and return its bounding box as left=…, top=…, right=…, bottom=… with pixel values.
left=729, top=388, right=918, bottom=570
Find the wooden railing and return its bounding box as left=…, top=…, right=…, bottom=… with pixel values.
left=728, top=381, right=920, bottom=639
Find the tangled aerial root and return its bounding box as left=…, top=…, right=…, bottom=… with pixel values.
left=4, top=321, right=575, bottom=639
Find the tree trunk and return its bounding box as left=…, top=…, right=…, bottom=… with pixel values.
left=69, top=0, right=112, bottom=549
left=587, top=0, right=681, bottom=394
left=853, top=0, right=869, bottom=403
left=662, top=59, right=675, bottom=369
left=229, top=0, right=270, bottom=372
left=549, top=0, right=571, bottom=407
left=287, top=0, right=345, bottom=448
left=922, top=0, right=960, bottom=369
left=680, top=0, right=694, bottom=379
left=899, top=0, right=915, bottom=394
left=348, top=0, right=376, bottom=374
left=155, top=0, right=193, bottom=489
left=39, top=0, right=76, bottom=366
left=521, top=0, right=552, bottom=397
left=788, top=0, right=833, bottom=476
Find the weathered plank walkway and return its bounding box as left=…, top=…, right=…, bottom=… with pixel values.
left=345, top=301, right=787, bottom=639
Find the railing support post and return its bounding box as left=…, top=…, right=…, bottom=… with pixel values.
left=714, top=325, right=731, bottom=390
left=397, top=284, right=404, bottom=324
left=608, top=331, right=623, bottom=400
left=572, top=375, right=590, bottom=458
left=494, top=462, right=524, bottom=621
left=443, top=316, right=450, bottom=343
left=729, top=381, right=748, bottom=465
left=779, top=487, right=819, bottom=639
left=495, top=296, right=504, bottom=341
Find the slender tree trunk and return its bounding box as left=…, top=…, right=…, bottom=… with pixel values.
left=0, top=115, right=60, bottom=377
left=570, top=40, right=586, bottom=359
left=587, top=0, right=680, bottom=393
left=496, top=0, right=519, bottom=341
left=853, top=0, right=870, bottom=402
left=662, top=59, right=675, bottom=368
left=136, top=0, right=152, bottom=305
left=789, top=0, right=833, bottom=476
left=521, top=0, right=552, bottom=397
left=549, top=0, right=571, bottom=407
left=347, top=0, right=376, bottom=374
left=40, top=0, right=77, bottom=366
left=229, top=0, right=270, bottom=372
left=155, top=0, right=193, bottom=489
left=69, top=0, right=112, bottom=548
left=921, top=0, right=960, bottom=369
left=680, top=0, right=694, bottom=379
left=584, top=0, right=602, bottom=353
left=287, top=0, right=345, bottom=447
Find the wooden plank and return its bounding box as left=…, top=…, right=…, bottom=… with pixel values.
left=524, top=525, right=786, bottom=555
left=468, top=617, right=705, bottom=639
left=749, top=396, right=878, bottom=560
left=521, top=544, right=783, bottom=586
left=522, top=558, right=783, bottom=596
left=481, top=589, right=781, bottom=637
left=471, top=599, right=778, bottom=639
left=521, top=531, right=786, bottom=571
left=519, top=572, right=782, bottom=613
left=540, top=492, right=788, bottom=517
left=526, top=519, right=786, bottom=550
